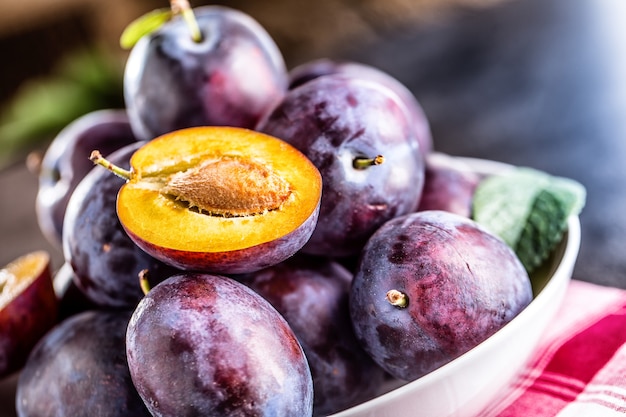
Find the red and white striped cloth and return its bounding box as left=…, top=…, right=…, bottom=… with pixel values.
left=480, top=279, right=626, bottom=417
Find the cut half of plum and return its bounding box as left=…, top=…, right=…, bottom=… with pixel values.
left=0, top=250, right=58, bottom=377
left=92, top=126, right=322, bottom=274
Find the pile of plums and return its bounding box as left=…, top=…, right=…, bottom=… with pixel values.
left=1, top=3, right=537, bottom=417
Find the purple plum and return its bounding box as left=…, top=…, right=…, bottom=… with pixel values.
left=240, top=255, right=386, bottom=416
left=417, top=152, right=481, bottom=217
left=350, top=210, right=533, bottom=381
left=288, top=58, right=433, bottom=156
left=62, top=142, right=179, bottom=309
left=126, top=273, right=314, bottom=416
left=124, top=5, right=288, bottom=140
left=36, top=109, right=138, bottom=248
left=257, top=74, right=425, bottom=257
left=52, top=262, right=100, bottom=320
left=16, top=310, right=151, bottom=417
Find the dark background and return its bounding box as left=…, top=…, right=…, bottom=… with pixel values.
left=1, top=0, right=624, bottom=287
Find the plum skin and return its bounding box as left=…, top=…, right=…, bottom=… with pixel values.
left=240, top=256, right=386, bottom=416
left=288, top=58, right=433, bottom=156
left=124, top=5, right=288, bottom=141
left=16, top=310, right=151, bottom=417
left=257, top=74, right=425, bottom=257
left=36, top=109, right=138, bottom=248
left=350, top=210, right=533, bottom=381
left=53, top=262, right=100, bottom=321
left=417, top=152, right=481, bottom=217
left=0, top=253, right=57, bottom=377
left=62, top=142, right=179, bottom=309
left=122, top=202, right=320, bottom=274
left=126, top=273, right=314, bottom=417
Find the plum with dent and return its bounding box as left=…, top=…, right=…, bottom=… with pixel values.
left=16, top=310, right=151, bottom=417
left=124, top=5, right=288, bottom=140
left=240, top=255, right=386, bottom=416
left=417, top=152, right=481, bottom=217
left=63, top=142, right=180, bottom=309
left=350, top=210, right=533, bottom=381
left=126, top=272, right=314, bottom=416
left=0, top=251, right=57, bottom=377
left=90, top=126, right=322, bottom=274
left=35, top=109, right=138, bottom=248
left=288, top=58, right=433, bottom=156
left=257, top=74, right=424, bottom=257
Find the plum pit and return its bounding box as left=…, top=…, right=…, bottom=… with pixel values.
left=163, top=156, right=292, bottom=217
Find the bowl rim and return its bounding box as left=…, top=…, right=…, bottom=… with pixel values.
left=330, top=156, right=581, bottom=416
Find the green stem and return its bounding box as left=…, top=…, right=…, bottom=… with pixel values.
left=0, top=274, right=7, bottom=294
left=353, top=154, right=385, bottom=170
left=139, top=269, right=151, bottom=296
left=89, top=150, right=132, bottom=181
left=171, top=0, right=202, bottom=42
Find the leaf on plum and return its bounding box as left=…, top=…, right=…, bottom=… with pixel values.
left=472, top=167, right=585, bottom=273
left=120, top=9, right=172, bottom=49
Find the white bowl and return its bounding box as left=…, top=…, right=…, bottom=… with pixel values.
left=330, top=157, right=581, bottom=417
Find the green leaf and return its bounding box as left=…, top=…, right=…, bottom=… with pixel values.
left=120, top=8, right=172, bottom=49
left=472, top=167, right=586, bottom=273
left=0, top=48, right=124, bottom=169
left=0, top=80, right=97, bottom=159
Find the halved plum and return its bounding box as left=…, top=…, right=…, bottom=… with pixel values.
left=91, top=126, right=322, bottom=274
left=0, top=251, right=58, bottom=377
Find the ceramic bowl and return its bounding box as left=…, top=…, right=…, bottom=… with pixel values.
left=330, top=157, right=581, bottom=417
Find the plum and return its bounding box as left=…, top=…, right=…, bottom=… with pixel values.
left=124, top=5, right=288, bottom=140
left=89, top=126, right=322, bottom=274
left=52, top=262, right=99, bottom=320
left=350, top=210, right=533, bottom=381
left=417, top=152, right=481, bottom=217
left=240, top=255, right=386, bottom=416
left=0, top=251, right=57, bottom=377
left=257, top=74, right=425, bottom=257
left=16, top=310, right=151, bottom=417
left=288, top=58, right=433, bottom=156
left=36, top=109, right=138, bottom=248
left=126, top=273, right=314, bottom=417
left=63, top=142, right=179, bottom=309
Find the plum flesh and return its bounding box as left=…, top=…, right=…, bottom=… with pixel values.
left=350, top=210, right=533, bottom=381
left=126, top=273, right=314, bottom=417
left=62, top=142, right=179, bottom=309
left=0, top=251, right=57, bottom=377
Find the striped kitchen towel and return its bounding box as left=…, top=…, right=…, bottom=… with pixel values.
left=480, top=279, right=626, bottom=417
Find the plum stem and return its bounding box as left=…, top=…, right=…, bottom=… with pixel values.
left=353, top=155, right=385, bottom=170
left=386, top=289, right=408, bottom=308
left=0, top=273, right=7, bottom=294
left=26, top=151, right=43, bottom=177
left=170, top=0, right=202, bottom=42
left=139, top=269, right=151, bottom=295
left=89, top=150, right=132, bottom=181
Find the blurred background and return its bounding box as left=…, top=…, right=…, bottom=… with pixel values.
left=1, top=0, right=625, bottom=291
